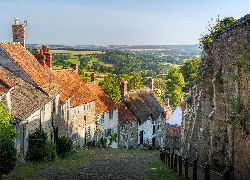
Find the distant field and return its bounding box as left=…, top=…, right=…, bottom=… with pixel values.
left=50, top=50, right=104, bottom=54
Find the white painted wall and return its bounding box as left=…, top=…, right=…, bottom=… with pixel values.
left=97, top=108, right=118, bottom=148
left=166, top=107, right=182, bottom=125
left=137, top=116, right=155, bottom=145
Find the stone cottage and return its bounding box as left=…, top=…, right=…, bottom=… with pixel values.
left=117, top=101, right=138, bottom=148
left=53, top=67, right=96, bottom=147
left=121, top=78, right=167, bottom=149
left=86, top=74, right=119, bottom=148
left=0, top=65, right=55, bottom=155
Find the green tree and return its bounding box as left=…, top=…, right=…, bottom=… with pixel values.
left=100, top=74, right=121, bottom=103
left=165, top=67, right=185, bottom=107
left=180, top=58, right=200, bottom=92
left=0, top=101, right=18, bottom=175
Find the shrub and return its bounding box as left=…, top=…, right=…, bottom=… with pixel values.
left=44, top=140, right=57, bottom=161
left=56, top=136, right=73, bottom=157
left=26, top=129, right=56, bottom=162
left=0, top=101, right=18, bottom=176
left=0, top=133, right=17, bottom=175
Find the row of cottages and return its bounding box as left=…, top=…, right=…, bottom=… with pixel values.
left=118, top=78, right=167, bottom=149
left=0, top=19, right=167, bottom=152
left=0, top=19, right=119, bottom=154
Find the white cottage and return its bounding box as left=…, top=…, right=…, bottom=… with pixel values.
left=86, top=75, right=119, bottom=148
left=121, top=78, right=167, bottom=149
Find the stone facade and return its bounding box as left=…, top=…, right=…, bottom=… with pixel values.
left=68, top=101, right=96, bottom=147
left=118, top=120, right=138, bottom=148
left=96, top=109, right=119, bottom=148
left=181, top=14, right=250, bottom=179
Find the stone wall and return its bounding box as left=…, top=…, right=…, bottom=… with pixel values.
left=155, top=115, right=167, bottom=149
left=118, top=120, right=138, bottom=148
left=96, top=109, right=119, bottom=148
left=181, top=14, right=250, bottom=179
left=69, top=101, right=96, bottom=147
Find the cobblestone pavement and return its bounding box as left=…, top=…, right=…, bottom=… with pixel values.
left=42, top=148, right=159, bottom=180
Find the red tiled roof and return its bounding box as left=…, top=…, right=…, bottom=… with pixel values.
left=53, top=69, right=95, bottom=107
left=116, top=101, right=136, bottom=124
left=0, top=69, right=14, bottom=94
left=166, top=124, right=181, bottom=137
left=0, top=42, right=70, bottom=102
left=86, top=82, right=117, bottom=114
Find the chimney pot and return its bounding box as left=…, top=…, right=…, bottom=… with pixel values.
left=40, top=50, right=43, bottom=55
left=14, top=18, right=18, bottom=25
left=90, top=73, right=96, bottom=82
left=71, top=64, right=78, bottom=72
left=121, top=79, right=128, bottom=101
left=147, top=77, right=154, bottom=91
left=35, top=49, right=38, bottom=54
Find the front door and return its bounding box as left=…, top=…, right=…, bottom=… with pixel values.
left=140, top=131, right=143, bottom=144
left=152, top=137, right=155, bottom=149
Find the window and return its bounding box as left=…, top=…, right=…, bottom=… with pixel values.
left=87, top=103, right=91, bottom=113
left=152, top=119, right=154, bottom=124
left=109, top=109, right=113, bottom=120
left=131, top=122, right=133, bottom=128
left=122, top=125, right=125, bottom=131
left=130, top=132, right=133, bottom=139
left=86, top=126, right=91, bottom=138
left=158, top=123, right=161, bottom=131
left=72, top=132, right=78, bottom=141
left=101, top=114, right=104, bottom=123
left=153, top=125, right=155, bottom=135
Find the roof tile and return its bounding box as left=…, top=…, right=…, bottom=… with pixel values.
left=86, top=82, right=117, bottom=114
left=116, top=101, right=136, bottom=124
left=53, top=69, right=95, bottom=107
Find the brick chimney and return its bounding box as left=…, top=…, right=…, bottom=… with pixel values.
left=90, top=73, right=96, bottom=82
left=121, top=78, right=128, bottom=100
left=165, top=97, right=170, bottom=106
left=71, top=64, right=78, bottom=72
left=34, top=44, right=52, bottom=69
left=12, top=18, right=26, bottom=47
left=147, top=77, right=154, bottom=91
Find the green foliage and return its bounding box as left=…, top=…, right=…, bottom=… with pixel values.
left=100, top=74, right=121, bottom=103
left=26, top=129, right=56, bottom=161
left=200, top=16, right=236, bottom=51
left=56, top=136, right=73, bottom=158
left=100, top=72, right=145, bottom=103
left=100, top=137, right=107, bottom=148
left=165, top=67, right=185, bottom=107
left=108, top=132, right=118, bottom=147
left=0, top=101, right=18, bottom=176
left=180, top=58, right=200, bottom=91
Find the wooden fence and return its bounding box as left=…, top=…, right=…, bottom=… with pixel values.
left=160, top=148, right=233, bottom=180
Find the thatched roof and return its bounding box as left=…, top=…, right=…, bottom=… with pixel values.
left=123, top=87, right=166, bottom=123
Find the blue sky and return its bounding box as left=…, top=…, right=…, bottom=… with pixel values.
left=0, top=0, right=249, bottom=45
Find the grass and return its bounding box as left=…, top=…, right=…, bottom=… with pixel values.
left=149, top=160, right=185, bottom=180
